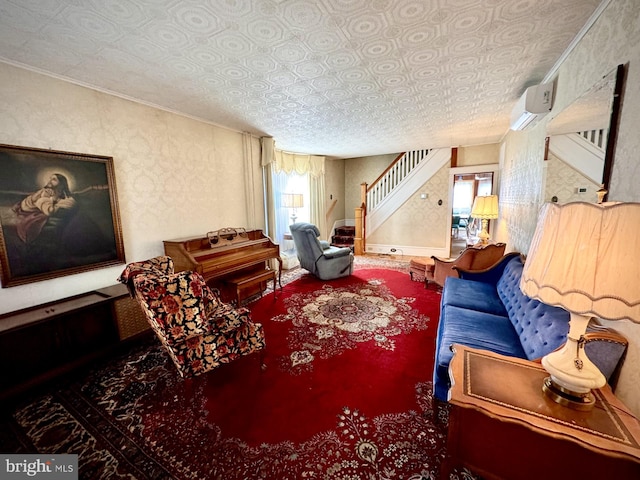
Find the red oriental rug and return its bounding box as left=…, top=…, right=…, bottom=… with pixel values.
left=1, top=268, right=478, bottom=479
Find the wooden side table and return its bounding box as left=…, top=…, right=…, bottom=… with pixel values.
left=442, top=345, right=640, bottom=480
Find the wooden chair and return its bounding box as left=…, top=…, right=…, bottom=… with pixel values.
left=426, top=243, right=507, bottom=288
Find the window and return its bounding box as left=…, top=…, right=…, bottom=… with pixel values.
left=272, top=170, right=310, bottom=244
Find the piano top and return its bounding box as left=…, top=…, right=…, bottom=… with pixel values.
left=163, top=229, right=269, bottom=252
left=163, top=229, right=281, bottom=279
left=163, top=230, right=275, bottom=257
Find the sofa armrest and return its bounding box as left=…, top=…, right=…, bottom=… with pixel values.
left=584, top=326, right=628, bottom=346
left=455, top=252, right=521, bottom=284
left=583, top=321, right=628, bottom=389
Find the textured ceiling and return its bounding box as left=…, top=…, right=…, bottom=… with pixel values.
left=0, top=0, right=603, bottom=158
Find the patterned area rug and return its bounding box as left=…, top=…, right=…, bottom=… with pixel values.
left=1, top=264, right=478, bottom=479
left=273, top=276, right=429, bottom=375
left=271, top=253, right=413, bottom=290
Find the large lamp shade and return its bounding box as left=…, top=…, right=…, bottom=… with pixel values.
left=521, top=202, right=640, bottom=321
left=521, top=201, right=640, bottom=409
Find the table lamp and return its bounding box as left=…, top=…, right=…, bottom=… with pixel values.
left=470, top=195, right=499, bottom=244
left=520, top=201, right=640, bottom=410
left=282, top=193, right=304, bottom=224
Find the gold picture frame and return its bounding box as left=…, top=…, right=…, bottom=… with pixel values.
left=0, top=144, right=125, bottom=287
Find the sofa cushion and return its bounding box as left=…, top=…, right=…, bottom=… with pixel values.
left=436, top=304, right=526, bottom=382
left=441, top=276, right=508, bottom=317
left=497, top=257, right=569, bottom=360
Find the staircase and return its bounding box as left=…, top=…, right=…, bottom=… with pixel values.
left=365, top=148, right=452, bottom=235
left=548, top=129, right=605, bottom=184
left=331, top=226, right=355, bottom=250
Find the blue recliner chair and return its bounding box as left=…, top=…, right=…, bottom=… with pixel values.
left=289, top=222, right=354, bottom=280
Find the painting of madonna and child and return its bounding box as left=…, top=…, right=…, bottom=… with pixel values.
left=0, top=145, right=125, bottom=287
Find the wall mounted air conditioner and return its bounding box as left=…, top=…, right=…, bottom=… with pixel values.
left=510, top=82, right=554, bottom=130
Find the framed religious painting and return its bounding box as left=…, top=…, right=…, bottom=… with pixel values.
left=0, top=144, right=125, bottom=287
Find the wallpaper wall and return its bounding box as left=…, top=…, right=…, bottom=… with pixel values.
left=324, top=157, right=346, bottom=239
left=367, top=164, right=450, bottom=250
left=499, top=0, right=640, bottom=416
left=456, top=143, right=500, bottom=167
left=0, top=63, right=261, bottom=315
left=544, top=152, right=600, bottom=204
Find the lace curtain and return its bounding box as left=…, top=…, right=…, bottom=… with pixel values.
left=261, top=137, right=327, bottom=243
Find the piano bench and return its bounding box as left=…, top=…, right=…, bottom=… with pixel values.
left=227, top=268, right=277, bottom=306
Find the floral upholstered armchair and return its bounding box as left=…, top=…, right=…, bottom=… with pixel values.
left=118, top=256, right=266, bottom=378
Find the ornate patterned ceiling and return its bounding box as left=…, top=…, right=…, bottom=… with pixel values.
left=0, top=0, right=603, bottom=158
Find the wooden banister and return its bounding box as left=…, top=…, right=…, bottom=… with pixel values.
left=368, top=152, right=406, bottom=192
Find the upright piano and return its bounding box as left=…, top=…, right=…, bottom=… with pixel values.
left=163, top=228, right=282, bottom=302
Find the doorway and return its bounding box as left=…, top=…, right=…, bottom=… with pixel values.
left=450, top=167, right=498, bottom=257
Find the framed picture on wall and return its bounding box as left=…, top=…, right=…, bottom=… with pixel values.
left=0, top=144, right=125, bottom=287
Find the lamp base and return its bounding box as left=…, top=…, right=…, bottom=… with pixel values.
left=542, top=376, right=595, bottom=411
left=540, top=312, right=605, bottom=411
left=477, top=219, right=490, bottom=245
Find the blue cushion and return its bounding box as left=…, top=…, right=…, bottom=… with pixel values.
left=437, top=305, right=526, bottom=364
left=442, top=276, right=508, bottom=317
left=497, top=258, right=569, bottom=360
left=433, top=305, right=527, bottom=400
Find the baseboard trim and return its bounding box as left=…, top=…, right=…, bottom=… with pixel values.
left=365, top=243, right=448, bottom=258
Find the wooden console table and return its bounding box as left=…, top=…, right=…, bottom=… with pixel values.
left=0, top=284, right=148, bottom=402
left=442, top=345, right=640, bottom=480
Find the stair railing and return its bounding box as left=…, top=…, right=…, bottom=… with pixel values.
left=354, top=149, right=431, bottom=255
left=576, top=129, right=607, bottom=151
left=366, top=150, right=431, bottom=211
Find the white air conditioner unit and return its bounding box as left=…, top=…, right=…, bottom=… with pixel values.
left=510, top=82, right=554, bottom=130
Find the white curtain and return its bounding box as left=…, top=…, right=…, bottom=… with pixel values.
left=453, top=180, right=474, bottom=214
left=242, top=132, right=260, bottom=229
left=272, top=170, right=309, bottom=244
left=261, top=137, right=327, bottom=242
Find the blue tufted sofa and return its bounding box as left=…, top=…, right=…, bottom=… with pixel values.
left=433, top=253, right=627, bottom=402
